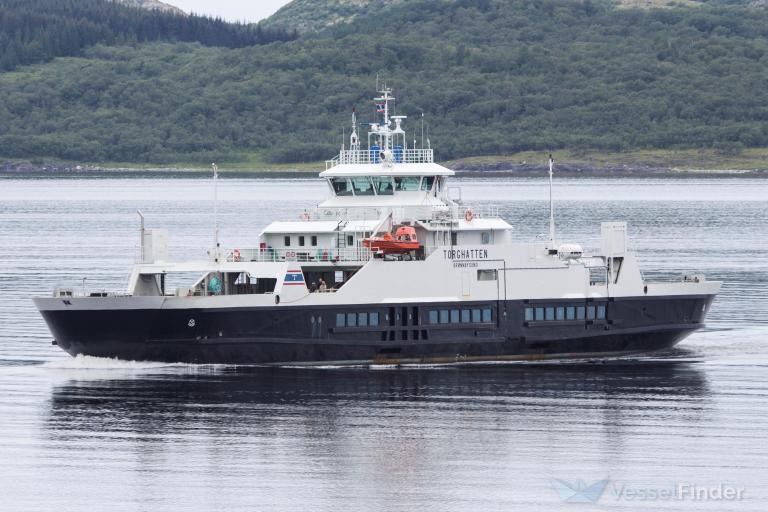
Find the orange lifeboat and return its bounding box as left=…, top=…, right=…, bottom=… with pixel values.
left=363, top=226, right=420, bottom=254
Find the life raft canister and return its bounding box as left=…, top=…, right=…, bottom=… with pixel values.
left=465, top=209, right=474, bottom=222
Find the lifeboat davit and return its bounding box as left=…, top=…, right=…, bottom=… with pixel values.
left=363, top=226, right=420, bottom=254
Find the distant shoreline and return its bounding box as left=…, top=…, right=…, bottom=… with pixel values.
left=3, top=150, right=767, bottom=178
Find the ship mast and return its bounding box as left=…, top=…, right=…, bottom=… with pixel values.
left=350, top=107, right=359, bottom=152
left=548, top=154, right=556, bottom=244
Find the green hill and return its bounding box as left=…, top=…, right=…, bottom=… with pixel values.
left=1, top=0, right=768, bottom=166
left=116, top=0, right=185, bottom=15
left=263, top=0, right=405, bottom=33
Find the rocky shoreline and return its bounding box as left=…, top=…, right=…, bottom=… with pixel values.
left=2, top=160, right=767, bottom=178
left=447, top=160, right=768, bottom=178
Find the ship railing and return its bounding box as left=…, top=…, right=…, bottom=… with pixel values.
left=326, top=148, right=434, bottom=170
left=429, top=204, right=502, bottom=223
left=296, top=204, right=502, bottom=226
left=224, top=247, right=372, bottom=264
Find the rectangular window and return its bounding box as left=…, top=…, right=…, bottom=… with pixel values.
left=284, top=236, right=291, bottom=247
left=481, top=232, right=491, bottom=245
left=566, top=306, right=576, bottom=320
left=351, top=177, right=375, bottom=196
left=330, top=177, right=353, bottom=196
left=450, top=310, right=460, bottom=323
left=477, top=269, right=497, bottom=281
left=429, top=310, right=439, bottom=324
left=577, top=306, right=586, bottom=320
left=587, top=306, right=596, bottom=320
left=461, top=309, right=471, bottom=323
left=336, top=313, right=345, bottom=327
left=298, top=236, right=305, bottom=247
left=597, top=305, right=606, bottom=320
left=525, top=308, right=534, bottom=322
left=545, top=307, right=555, bottom=321
left=451, top=232, right=458, bottom=245
left=556, top=307, right=565, bottom=321
left=311, top=236, right=318, bottom=246
left=370, top=312, right=379, bottom=326
left=472, top=309, right=482, bottom=322
left=347, top=313, right=357, bottom=327
left=358, top=312, right=368, bottom=327
left=373, top=176, right=394, bottom=195
left=347, top=235, right=354, bottom=246
left=482, top=308, right=492, bottom=322
left=535, top=307, right=545, bottom=321
left=420, top=176, right=435, bottom=191
left=394, top=176, right=421, bottom=191
left=439, top=310, right=449, bottom=324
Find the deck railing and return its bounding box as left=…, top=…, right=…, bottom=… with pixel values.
left=326, top=148, right=434, bottom=170
left=225, top=246, right=372, bottom=264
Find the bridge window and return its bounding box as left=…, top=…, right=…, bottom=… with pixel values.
left=351, top=177, right=375, bottom=196
left=421, top=176, right=435, bottom=191
left=373, top=176, right=394, bottom=195
left=394, top=177, right=421, bottom=191
left=331, top=177, right=353, bottom=196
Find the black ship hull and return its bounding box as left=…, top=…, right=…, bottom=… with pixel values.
left=38, top=294, right=715, bottom=365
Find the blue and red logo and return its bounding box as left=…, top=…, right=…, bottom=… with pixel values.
left=283, top=270, right=305, bottom=286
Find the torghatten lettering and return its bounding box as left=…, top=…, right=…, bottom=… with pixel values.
left=443, top=249, right=488, bottom=260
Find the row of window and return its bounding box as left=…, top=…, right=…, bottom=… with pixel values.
left=330, top=176, right=438, bottom=196
left=335, top=308, right=494, bottom=328
left=285, top=235, right=319, bottom=247
left=524, top=305, right=606, bottom=322
left=336, top=312, right=380, bottom=328
left=429, top=308, right=493, bottom=325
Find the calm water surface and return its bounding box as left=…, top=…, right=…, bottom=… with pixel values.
left=0, top=175, right=767, bottom=511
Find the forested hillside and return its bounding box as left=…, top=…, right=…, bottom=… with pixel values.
left=0, top=0, right=295, bottom=71
left=0, top=0, right=767, bottom=165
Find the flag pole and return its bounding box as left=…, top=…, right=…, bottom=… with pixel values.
left=548, top=154, right=555, bottom=244
left=212, top=162, right=219, bottom=261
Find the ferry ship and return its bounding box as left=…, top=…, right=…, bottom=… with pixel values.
left=34, top=87, right=721, bottom=365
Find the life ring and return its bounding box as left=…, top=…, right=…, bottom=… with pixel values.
left=233, top=249, right=241, bottom=262
left=464, top=209, right=474, bottom=222
left=300, top=212, right=310, bottom=221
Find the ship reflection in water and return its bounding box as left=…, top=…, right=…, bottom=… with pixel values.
left=40, top=359, right=726, bottom=511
